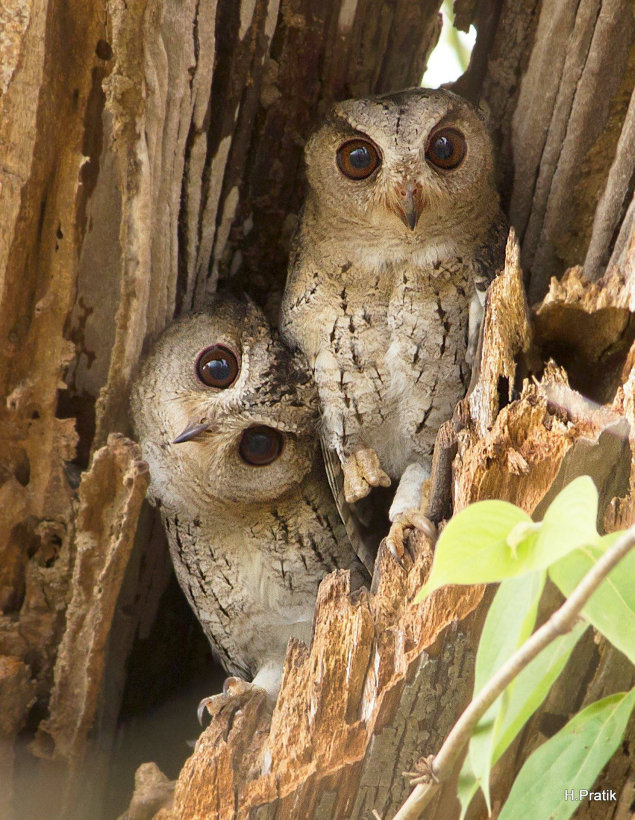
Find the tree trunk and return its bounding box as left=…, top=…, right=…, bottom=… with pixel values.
left=0, top=1, right=633, bottom=819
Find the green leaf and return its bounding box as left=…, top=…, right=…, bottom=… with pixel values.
left=416, top=476, right=599, bottom=601
left=531, top=476, right=599, bottom=569
left=459, top=573, right=586, bottom=817
left=415, top=501, right=531, bottom=600
left=549, top=531, right=635, bottom=664
left=459, top=625, right=588, bottom=819
left=473, top=573, right=546, bottom=694
left=499, top=689, right=635, bottom=820
left=493, top=621, right=586, bottom=759
left=461, top=572, right=546, bottom=814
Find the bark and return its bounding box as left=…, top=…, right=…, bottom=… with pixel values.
left=0, top=1, right=633, bottom=819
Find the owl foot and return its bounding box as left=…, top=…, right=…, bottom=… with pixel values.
left=385, top=508, right=437, bottom=569
left=342, top=448, right=391, bottom=503
left=197, top=676, right=264, bottom=726
left=198, top=661, right=282, bottom=725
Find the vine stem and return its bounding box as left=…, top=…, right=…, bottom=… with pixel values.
left=390, top=524, right=635, bottom=820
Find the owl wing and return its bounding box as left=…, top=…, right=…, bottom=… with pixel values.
left=320, top=434, right=382, bottom=575
left=282, top=241, right=386, bottom=574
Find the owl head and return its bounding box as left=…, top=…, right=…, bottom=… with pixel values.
left=130, top=295, right=319, bottom=507
left=303, top=87, right=500, bottom=256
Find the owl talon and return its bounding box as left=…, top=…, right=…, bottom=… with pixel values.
left=197, top=677, right=259, bottom=726
left=197, top=696, right=214, bottom=726
left=386, top=508, right=437, bottom=568
left=384, top=525, right=408, bottom=571
left=400, top=509, right=437, bottom=543
left=342, top=448, right=391, bottom=503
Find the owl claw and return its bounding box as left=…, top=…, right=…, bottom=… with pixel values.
left=385, top=532, right=407, bottom=570
left=197, top=696, right=213, bottom=726
left=386, top=508, right=437, bottom=569
left=401, top=509, right=437, bottom=542
left=197, top=677, right=259, bottom=726
left=385, top=521, right=409, bottom=570
left=342, top=448, right=391, bottom=503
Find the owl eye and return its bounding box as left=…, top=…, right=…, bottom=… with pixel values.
left=196, top=345, right=239, bottom=388
left=336, top=139, right=381, bottom=180
left=426, top=127, right=467, bottom=170
left=238, top=426, right=283, bottom=466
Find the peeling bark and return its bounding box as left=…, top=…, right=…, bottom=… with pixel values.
left=31, top=435, right=149, bottom=816
left=166, top=569, right=485, bottom=820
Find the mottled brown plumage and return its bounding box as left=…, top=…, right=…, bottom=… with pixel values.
left=130, top=295, right=368, bottom=698
left=281, top=88, right=507, bottom=544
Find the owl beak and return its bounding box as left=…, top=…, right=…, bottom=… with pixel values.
left=392, top=181, right=423, bottom=231
left=172, top=421, right=212, bottom=444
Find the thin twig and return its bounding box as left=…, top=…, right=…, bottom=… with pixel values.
left=391, top=524, right=635, bottom=820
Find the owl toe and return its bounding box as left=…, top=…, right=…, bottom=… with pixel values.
left=342, top=448, right=391, bottom=503
left=385, top=509, right=437, bottom=571
left=197, top=677, right=267, bottom=726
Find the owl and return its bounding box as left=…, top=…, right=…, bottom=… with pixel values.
left=280, top=87, right=507, bottom=550
left=130, top=295, right=369, bottom=701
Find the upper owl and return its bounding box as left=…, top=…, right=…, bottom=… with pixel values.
left=281, top=87, right=507, bottom=532
left=295, top=87, right=504, bottom=271
left=130, top=295, right=368, bottom=698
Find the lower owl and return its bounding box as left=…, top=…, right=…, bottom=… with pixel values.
left=130, top=295, right=368, bottom=699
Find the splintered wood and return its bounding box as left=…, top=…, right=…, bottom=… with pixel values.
left=31, top=436, right=149, bottom=814
left=133, top=230, right=631, bottom=820
left=165, top=574, right=483, bottom=820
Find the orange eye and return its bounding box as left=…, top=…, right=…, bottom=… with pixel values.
left=196, top=345, right=239, bottom=388
left=336, top=139, right=381, bottom=180
left=426, top=127, right=467, bottom=170
left=238, top=426, right=283, bottom=466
